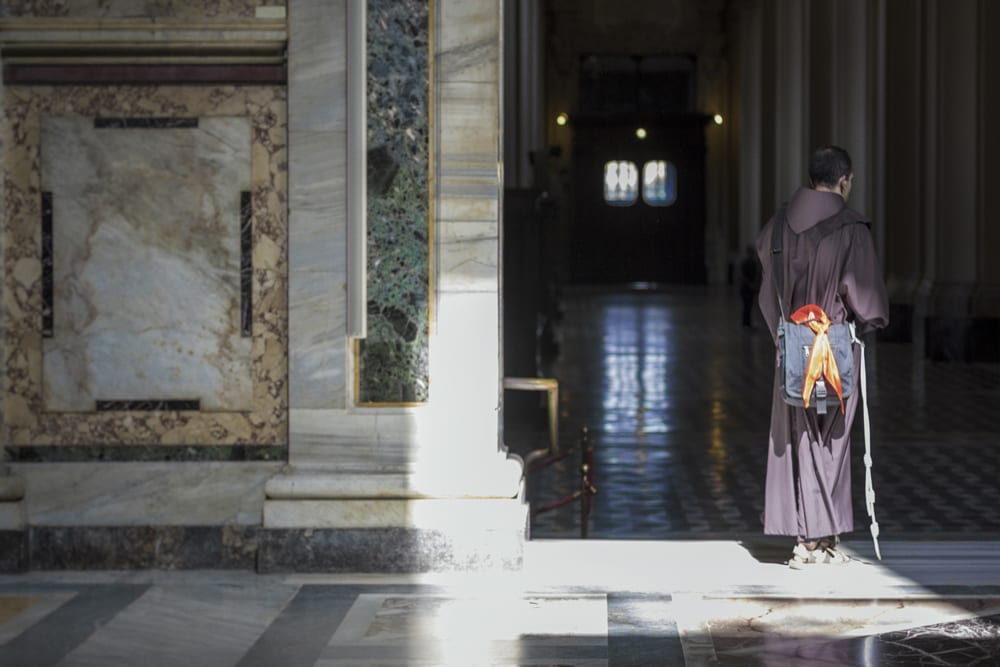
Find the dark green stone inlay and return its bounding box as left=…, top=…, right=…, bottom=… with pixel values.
left=3, top=445, right=286, bottom=463
left=359, top=0, right=430, bottom=404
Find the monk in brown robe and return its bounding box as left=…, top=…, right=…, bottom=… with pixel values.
left=755, top=146, right=889, bottom=567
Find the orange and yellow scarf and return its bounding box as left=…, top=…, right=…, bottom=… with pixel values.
left=791, top=304, right=846, bottom=413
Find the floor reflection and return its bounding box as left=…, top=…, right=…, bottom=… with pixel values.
left=515, top=285, right=1000, bottom=540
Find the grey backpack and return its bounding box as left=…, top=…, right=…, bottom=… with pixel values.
left=770, top=209, right=858, bottom=414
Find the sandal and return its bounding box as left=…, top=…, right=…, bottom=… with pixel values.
left=787, top=543, right=818, bottom=569
left=788, top=536, right=850, bottom=568
left=814, top=545, right=851, bottom=565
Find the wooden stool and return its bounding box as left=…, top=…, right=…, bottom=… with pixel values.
left=503, top=377, right=559, bottom=453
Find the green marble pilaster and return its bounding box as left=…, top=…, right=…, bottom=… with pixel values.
left=358, top=0, right=431, bottom=404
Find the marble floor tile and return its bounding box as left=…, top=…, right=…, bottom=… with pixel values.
left=0, top=559, right=998, bottom=666
left=320, top=592, right=608, bottom=666
left=53, top=581, right=298, bottom=667
left=0, top=592, right=75, bottom=644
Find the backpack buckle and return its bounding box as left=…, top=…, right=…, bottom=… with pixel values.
left=815, top=379, right=828, bottom=415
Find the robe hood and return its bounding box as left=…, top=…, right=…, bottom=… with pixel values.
left=785, top=187, right=846, bottom=233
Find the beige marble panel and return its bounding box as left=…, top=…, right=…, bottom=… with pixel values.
left=2, top=85, right=287, bottom=445
left=41, top=116, right=252, bottom=412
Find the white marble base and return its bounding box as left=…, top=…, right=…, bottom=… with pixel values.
left=11, top=462, right=282, bottom=526
left=266, top=462, right=523, bottom=500
left=0, top=476, right=24, bottom=502
left=0, top=502, right=25, bottom=530
left=263, top=497, right=527, bottom=531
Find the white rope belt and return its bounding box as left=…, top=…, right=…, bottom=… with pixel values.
left=851, top=322, right=881, bottom=560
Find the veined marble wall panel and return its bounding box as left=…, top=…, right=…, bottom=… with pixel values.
left=287, top=0, right=345, bottom=132
left=438, top=157, right=500, bottom=223
left=12, top=462, right=281, bottom=525
left=1, top=85, right=287, bottom=446
left=437, top=0, right=498, bottom=83
left=439, top=82, right=499, bottom=158
left=438, top=82, right=500, bottom=228
left=288, top=408, right=411, bottom=469
left=41, top=116, right=252, bottom=412
left=287, top=0, right=347, bottom=410
left=437, top=221, right=498, bottom=293
left=289, top=130, right=347, bottom=273
left=0, top=1, right=283, bottom=18
left=288, top=268, right=346, bottom=408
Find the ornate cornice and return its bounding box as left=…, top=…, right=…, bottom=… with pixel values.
left=0, top=18, right=287, bottom=65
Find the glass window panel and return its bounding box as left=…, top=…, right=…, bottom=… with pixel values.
left=642, top=160, right=677, bottom=206
left=604, top=160, right=638, bottom=206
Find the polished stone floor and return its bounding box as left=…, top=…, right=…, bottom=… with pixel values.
left=2, top=540, right=1000, bottom=666
left=516, top=286, right=1000, bottom=540
left=2, top=285, right=1000, bottom=666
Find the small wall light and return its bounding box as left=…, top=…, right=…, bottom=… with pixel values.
left=635, top=127, right=648, bottom=139
left=555, top=112, right=569, bottom=126
left=713, top=114, right=724, bottom=125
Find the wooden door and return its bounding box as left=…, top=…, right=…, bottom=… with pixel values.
left=570, top=115, right=707, bottom=284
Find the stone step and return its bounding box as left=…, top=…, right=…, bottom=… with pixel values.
left=263, top=497, right=527, bottom=530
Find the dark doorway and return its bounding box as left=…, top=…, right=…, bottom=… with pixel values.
left=570, top=113, right=708, bottom=285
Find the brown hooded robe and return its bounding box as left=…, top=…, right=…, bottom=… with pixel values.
left=756, top=187, right=889, bottom=539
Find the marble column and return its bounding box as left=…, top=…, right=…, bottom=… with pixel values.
left=882, top=0, right=924, bottom=343
left=503, top=0, right=545, bottom=190
left=925, top=0, right=977, bottom=360
left=832, top=0, right=873, bottom=220
left=0, top=112, right=20, bottom=572
left=737, top=0, right=762, bottom=252
left=976, top=0, right=1000, bottom=345
left=267, top=0, right=525, bottom=573
left=699, top=38, right=730, bottom=285
left=772, top=0, right=807, bottom=205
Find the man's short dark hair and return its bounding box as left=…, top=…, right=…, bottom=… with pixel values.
left=808, top=145, right=852, bottom=188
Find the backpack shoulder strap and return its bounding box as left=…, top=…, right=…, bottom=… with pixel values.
left=770, top=206, right=788, bottom=321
